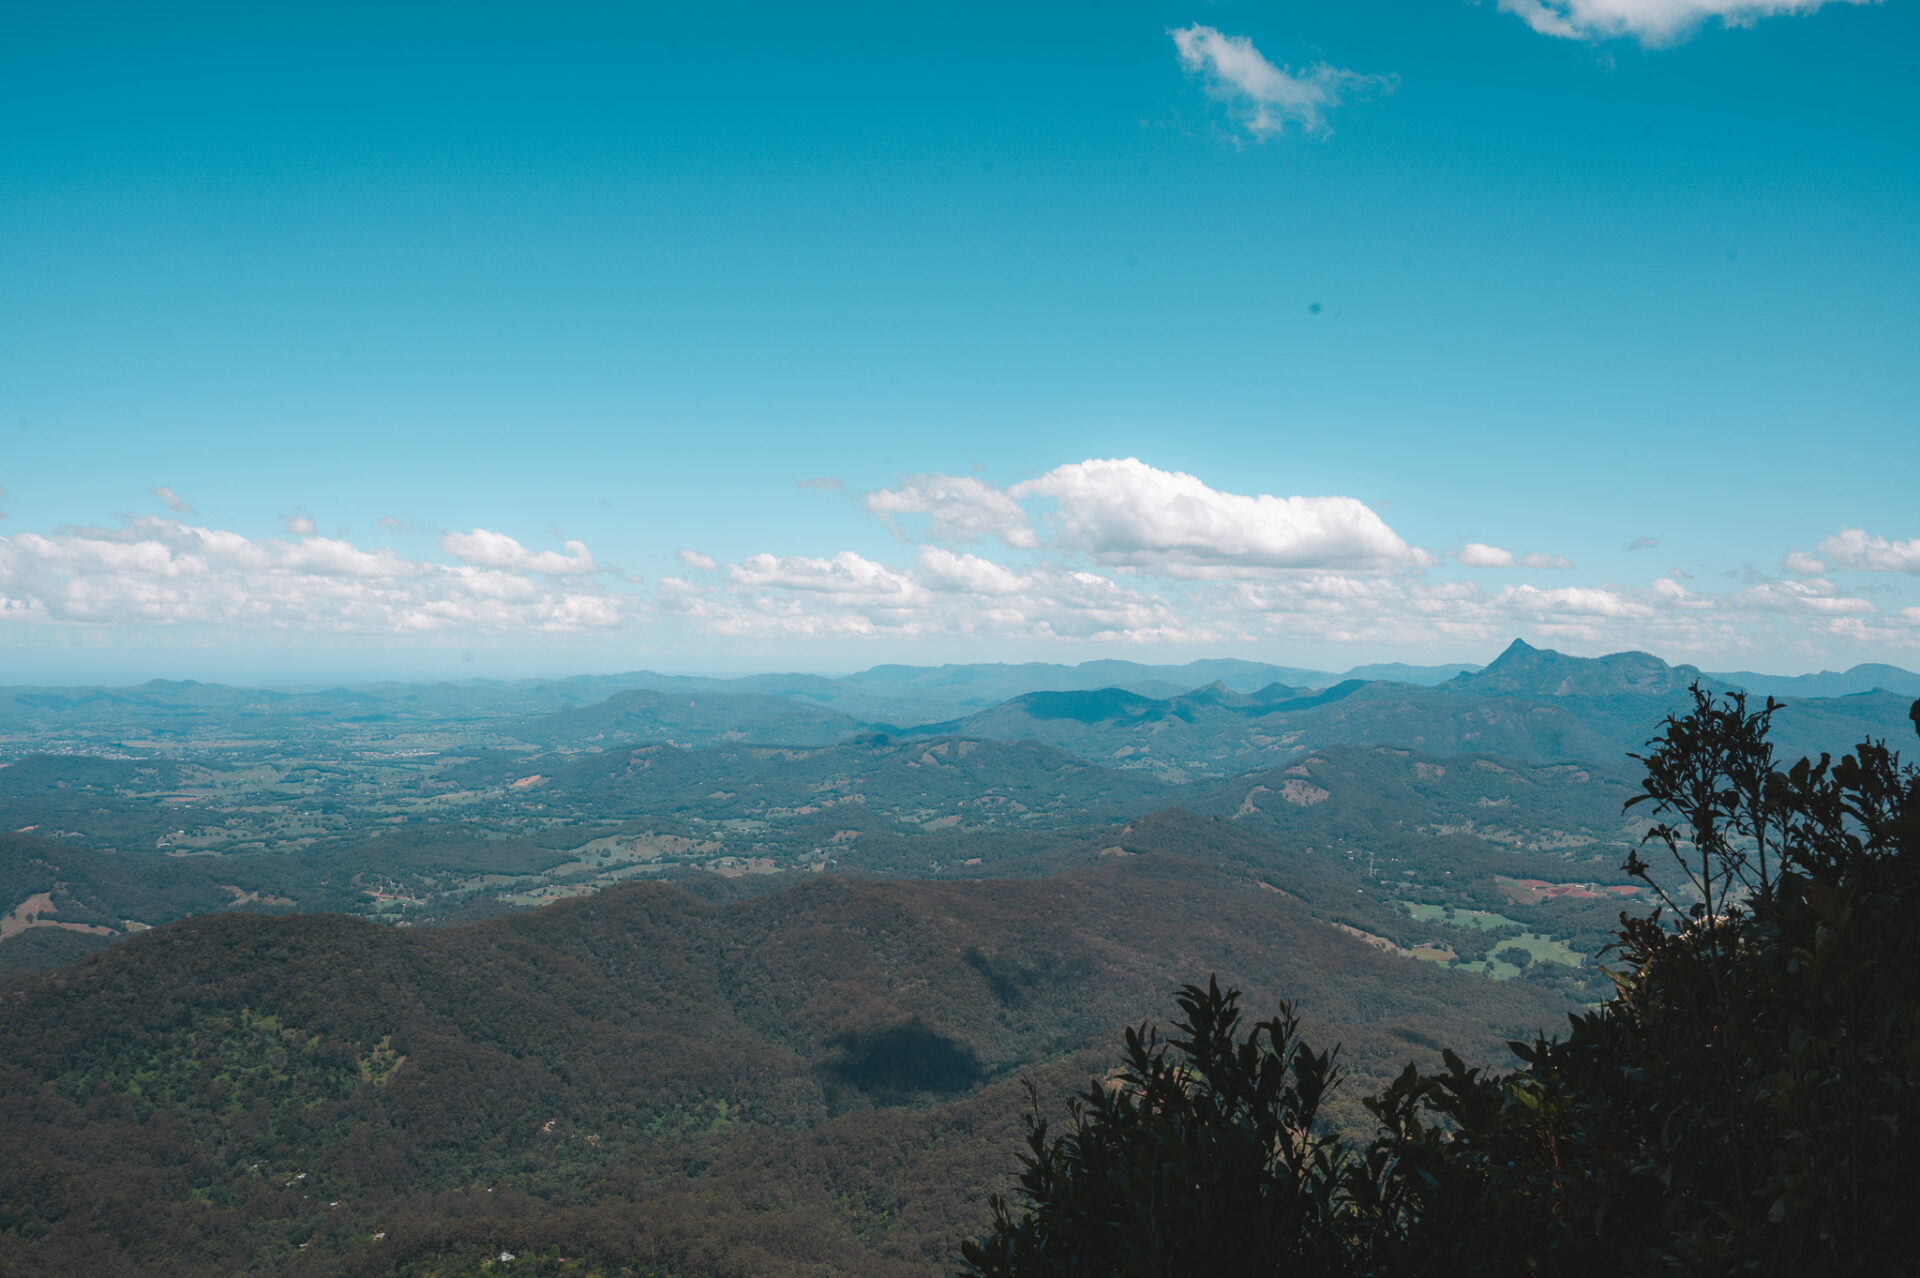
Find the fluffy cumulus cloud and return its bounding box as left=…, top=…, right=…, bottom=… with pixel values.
left=1499, top=0, right=1874, bottom=43
left=1170, top=25, right=1392, bottom=138
left=1014, top=458, right=1427, bottom=575
left=440, top=528, right=597, bottom=576
left=0, top=517, right=630, bottom=634
left=853, top=460, right=1425, bottom=575
left=664, top=499, right=1919, bottom=662
left=1459, top=542, right=1517, bottom=567
left=729, top=551, right=924, bottom=601
left=1736, top=575, right=1875, bottom=616
left=1817, top=528, right=1920, bottom=574
left=1457, top=544, right=1575, bottom=570
left=660, top=543, right=1209, bottom=645
left=6, top=467, right=1916, bottom=664
left=671, top=457, right=1913, bottom=658
left=1215, top=571, right=1910, bottom=657
left=864, top=474, right=1039, bottom=548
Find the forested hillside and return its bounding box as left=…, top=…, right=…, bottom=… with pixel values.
left=0, top=844, right=1569, bottom=1275
left=3, top=646, right=1916, bottom=1273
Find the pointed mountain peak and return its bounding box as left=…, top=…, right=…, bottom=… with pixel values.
left=1462, top=639, right=1701, bottom=699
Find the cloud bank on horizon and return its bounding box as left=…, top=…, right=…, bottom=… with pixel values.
left=2, top=460, right=1914, bottom=671
left=0, top=518, right=626, bottom=636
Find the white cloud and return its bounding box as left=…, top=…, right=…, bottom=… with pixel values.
left=1817, top=527, right=1920, bottom=574
left=440, top=528, right=597, bottom=576
left=378, top=515, right=411, bottom=533
left=282, top=514, right=317, bottom=536
left=914, top=546, right=1027, bottom=596
left=1627, top=535, right=1661, bottom=551
left=6, top=472, right=1912, bottom=668
left=1459, top=542, right=1517, bottom=567
left=1735, top=574, right=1874, bottom=616
left=729, top=550, right=925, bottom=601
left=1499, top=583, right=1655, bottom=620
left=1170, top=25, right=1392, bottom=139
left=1012, top=458, right=1428, bottom=575
left=864, top=475, right=1040, bottom=549
left=1209, top=573, right=1783, bottom=655
left=148, top=485, right=195, bottom=515
left=675, top=540, right=1746, bottom=655
left=1454, top=544, right=1574, bottom=570
left=667, top=544, right=1210, bottom=645
left=1499, top=0, right=1874, bottom=44
left=1647, top=576, right=1711, bottom=609
left=0, top=517, right=630, bottom=634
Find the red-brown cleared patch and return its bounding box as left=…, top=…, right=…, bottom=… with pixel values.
left=3, top=893, right=114, bottom=940
left=1495, top=875, right=1640, bottom=906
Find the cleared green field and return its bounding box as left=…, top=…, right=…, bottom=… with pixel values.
left=1403, top=901, right=1523, bottom=931
left=1403, top=900, right=1583, bottom=979
left=1453, top=931, right=1583, bottom=979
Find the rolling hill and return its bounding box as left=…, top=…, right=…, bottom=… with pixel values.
left=0, top=838, right=1573, bottom=1276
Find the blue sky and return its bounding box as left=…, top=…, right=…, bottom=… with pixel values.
left=2, top=0, right=1915, bottom=683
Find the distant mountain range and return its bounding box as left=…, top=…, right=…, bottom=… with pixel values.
left=7, top=642, right=1917, bottom=767
left=493, top=657, right=1483, bottom=727
left=877, top=642, right=1918, bottom=772
left=0, top=657, right=1480, bottom=738
left=1707, top=663, right=1920, bottom=699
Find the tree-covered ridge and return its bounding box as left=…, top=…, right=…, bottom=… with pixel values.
left=964, top=689, right=1920, bottom=1275
left=0, top=829, right=1576, bottom=1276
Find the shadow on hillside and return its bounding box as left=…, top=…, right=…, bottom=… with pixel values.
left=825, top=1018, right=985, bottom=1101
left=962, top=946, right=1043, bottom=1007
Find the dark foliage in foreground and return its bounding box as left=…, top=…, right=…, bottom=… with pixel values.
left=962, top=980, right=1352, bottom=1276
left=963, top=688, right=1920, bottom=1276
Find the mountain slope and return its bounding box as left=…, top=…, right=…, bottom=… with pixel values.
left=0, top=849, right=1571, bottom=1276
